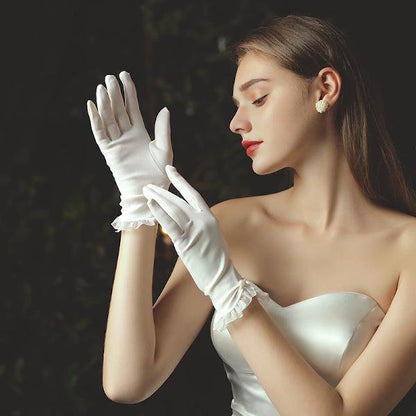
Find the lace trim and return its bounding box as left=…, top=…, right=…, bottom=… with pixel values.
left=212, top=279, right=271, bottom=332
left=111, top=215, right=157, bottom=232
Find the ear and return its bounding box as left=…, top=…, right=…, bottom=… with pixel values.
left=315, top=66, right=342, bottom=108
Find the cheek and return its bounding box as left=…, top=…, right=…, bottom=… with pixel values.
left=265, top=97, right=311, bottom=144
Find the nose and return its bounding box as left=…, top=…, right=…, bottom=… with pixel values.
left=229, top=109, right=252, bottom=135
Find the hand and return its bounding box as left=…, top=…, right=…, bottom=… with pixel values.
left=86, top=71, right=173, bottom=231
left=142, top=165, right=270, bottom=331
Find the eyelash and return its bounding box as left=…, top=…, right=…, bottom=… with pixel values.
left=234, top=94, right=268, bottom=109
left=252, top=94, right=268, bottom=106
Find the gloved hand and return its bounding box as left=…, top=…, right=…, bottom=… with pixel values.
left=86, top=71, right=173, bottom=232
left=142, top=165, right=270, bottom=332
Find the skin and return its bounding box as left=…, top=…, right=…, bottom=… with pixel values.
left=230, top=52, right=398, bottom=236
left=227, top=52, right=415, bottom=314
left=220, top=51, right=416, bottom=416
left=101, top=53, right=416, bottom=414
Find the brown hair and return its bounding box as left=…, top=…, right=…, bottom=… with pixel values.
left=231, top=14, right=416, bottom=217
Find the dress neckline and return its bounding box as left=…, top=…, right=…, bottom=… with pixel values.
left=254, top=284, right=387, bottom=315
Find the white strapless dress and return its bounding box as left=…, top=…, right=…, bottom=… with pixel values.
left=210, top=281, right=385, bottom=416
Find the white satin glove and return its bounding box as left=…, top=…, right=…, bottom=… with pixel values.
left=87, top=71, right=173, bottom=232
left=142, top=165, right=270, bottom=332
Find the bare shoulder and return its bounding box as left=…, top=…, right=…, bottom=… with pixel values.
left=392, top=213, right=416, bottom=290
left=209, top=194, right=267, bottom=232
left=209, top=189, right=291, bottom=239
left=210, top=196, right=254, bottom=217
left=398, top=215, right=416, bottom=258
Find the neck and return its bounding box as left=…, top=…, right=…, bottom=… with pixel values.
left=282, top=130, right=379, bottom=237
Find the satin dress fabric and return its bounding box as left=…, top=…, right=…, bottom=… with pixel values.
left=210, top=282, right=386, bottom=416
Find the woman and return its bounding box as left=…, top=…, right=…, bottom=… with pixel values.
left=87, top=14, right=416, bottom=416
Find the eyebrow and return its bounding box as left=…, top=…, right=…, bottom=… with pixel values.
left=232, top=78, right=271, bottom=105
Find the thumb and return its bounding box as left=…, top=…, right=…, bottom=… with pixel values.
left=153, top=107, right=172, bottom=153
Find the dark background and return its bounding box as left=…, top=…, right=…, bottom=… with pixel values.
left=3, top=0, right=416, bottom=415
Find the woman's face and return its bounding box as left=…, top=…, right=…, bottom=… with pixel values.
left=230, top=53, right=321, bottom=175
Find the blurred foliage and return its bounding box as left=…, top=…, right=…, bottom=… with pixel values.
left=2, top=0, right=415, bottom=415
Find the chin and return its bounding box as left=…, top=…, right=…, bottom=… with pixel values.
left=251, top=159, right=283, bottom=175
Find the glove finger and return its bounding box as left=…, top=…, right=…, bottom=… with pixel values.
left=149, top=107, right=174, bottom=175
left=119, top=71, right=146, bottom=130
left=87, top=100, right=111, bottom=149
left=143, top=184, right=191, bottom=229
left=96, top=84, right=121, bottom=141
left=105, top=74, right=131, bottom=133
left=154, top=107, right=173, bottom=154
left=165, top=165, right=209, bottom=212
left=146, top=198, right=184, bottom=241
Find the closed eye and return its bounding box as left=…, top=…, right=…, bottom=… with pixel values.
left=252, top=94, right=268, bottom=106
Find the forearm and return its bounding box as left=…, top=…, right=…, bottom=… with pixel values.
left=102, top=223, right=158, bottom=402
left=227, top=297, right=344, bottom=416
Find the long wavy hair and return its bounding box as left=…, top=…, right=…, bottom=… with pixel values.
left=230, top=14, right=416, bottom=217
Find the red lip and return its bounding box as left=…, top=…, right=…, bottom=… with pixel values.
left=242, top=140, right=263, bottom=156
left=241, top=140, right=263, bottom=150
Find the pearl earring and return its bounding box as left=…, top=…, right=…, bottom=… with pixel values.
left=315, top=99, right=329, bottom=113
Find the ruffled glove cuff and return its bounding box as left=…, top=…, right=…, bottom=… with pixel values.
left=111, top=194, right=157, bottom=232
left=211, top=278, right=271, bottom=332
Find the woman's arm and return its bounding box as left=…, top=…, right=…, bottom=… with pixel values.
left=102, top=222, right=214, bottom=404
left=140, top=167, right=344, bottom=416
left=102, top=224, right=158, bottom=402
left=86, top=72, right=213, bottom=404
